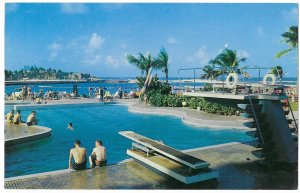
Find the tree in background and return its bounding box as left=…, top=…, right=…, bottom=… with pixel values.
left=157, top=47, right=170, bottom=84
left=275, top=26, right=298, bottom=97
left=275, top=26, right=298, bottom=58
left=270, top=65, right=283, bottom=79
left=201, top=48, right=247, bottom=79
left=126, top=52, right=160, bottom=77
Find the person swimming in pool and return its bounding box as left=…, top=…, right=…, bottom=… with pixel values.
left=67, top=122, right=74, bottom=130
left=69, top=140, right=87, bottom=170
left=89, top=140, right=107, bottom=168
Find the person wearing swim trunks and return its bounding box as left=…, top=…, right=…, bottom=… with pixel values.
left=13, top=110, right=24, bottom=124
left=26, top=111, right=38, bottom=126
left=69, top=140, right=87, bottom=170
left=89, top=140, right=107, bottom=168
left=5, top=109, right=14, bottom=123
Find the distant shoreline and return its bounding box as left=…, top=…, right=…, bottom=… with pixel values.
left=5, top=79, right=136, bottom=86
left=5, top=79, right=99, bottom=86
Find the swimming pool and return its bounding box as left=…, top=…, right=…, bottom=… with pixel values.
left=5, top=104, right=251, bottom=178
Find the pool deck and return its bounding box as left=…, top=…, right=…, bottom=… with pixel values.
left=5, top=121, right=52, bottom=146
left=4, top=142, right=297, bottom=189
left=120, top=99, right=251, bottom=129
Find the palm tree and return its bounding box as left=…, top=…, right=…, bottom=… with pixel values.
left=157, top=48, right=169, bottom=84
left=126, top=52, right=160, bottom=76
left=270, top=65, right=283, bottom=79
left=209, top=48, right=247, bottom=75
left=200, top=64, right=222, bottom=80
left=275, top=26, right=298, bottom=58
left=275, top=26, right=298, bottom=98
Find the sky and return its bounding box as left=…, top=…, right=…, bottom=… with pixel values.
left=5, top=3, right=299, bottom=78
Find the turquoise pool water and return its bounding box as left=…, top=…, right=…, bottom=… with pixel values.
left=5, top=104, right=251, bottom=178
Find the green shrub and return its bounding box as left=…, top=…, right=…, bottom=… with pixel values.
left=139, top=76, right=238, bottom=115
left=147, top=91, right=188, bottom=107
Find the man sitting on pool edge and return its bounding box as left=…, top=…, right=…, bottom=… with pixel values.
left=13, top=110, right=25, bottom=124
left=26, top=111, right=38, bottom=126
left=89, top=140, right=107, bottom=168
left=5, top=109, right=14, bottom=123
left=69, top=140, right=87, bottom=170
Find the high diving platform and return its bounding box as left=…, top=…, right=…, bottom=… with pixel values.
left=183, top=92, right=288, bottom=101
left=119, top=131, right=218, bottom=184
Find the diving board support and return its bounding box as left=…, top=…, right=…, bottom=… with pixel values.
left=119, top=131, right=218, bottom=184
left=127, top=149, right=218, bottom=184
left=119, top=131, right=209, bottom=169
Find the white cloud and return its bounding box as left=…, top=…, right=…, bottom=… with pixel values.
left=224, top=43, right=228, bottom=48
left=48, top=42, right=62, bottom=60
left=166, top=37, right=177, bottom=44
left=83, top=54, right=102, bottom=65
left=101, top=4, right=125, bottom=11
left=106, top=55, right=119, bottom=68
left=60, top=4, right=89, bottom=14
left=187, top=46, right=211, bottom=65
left=85, top=33, right=105, bottom=53
left=237, top=50, right=250, bottom=59
left=282, top=7, right=298, bottom=22
left=6, top=3, right=19, bottom=13
left=257, top=26, right=265, bottom=36
left=121, top=43, right=127, bottom=49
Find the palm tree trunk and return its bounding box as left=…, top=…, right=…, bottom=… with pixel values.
left=165, top=72, right=168, bottom=84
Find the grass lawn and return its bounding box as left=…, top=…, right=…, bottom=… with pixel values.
left=289, top=100, right=298, bottom=111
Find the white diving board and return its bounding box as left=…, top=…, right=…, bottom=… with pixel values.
left=119, top=131, right=209, bottom=169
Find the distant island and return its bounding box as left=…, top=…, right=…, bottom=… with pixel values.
left=4, top=66, right=100, bottom=81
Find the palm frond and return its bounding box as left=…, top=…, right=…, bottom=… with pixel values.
left=275, top=48, right=293, bottom=58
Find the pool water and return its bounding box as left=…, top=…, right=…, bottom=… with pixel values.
left=5, top=104, right=251, bottom=178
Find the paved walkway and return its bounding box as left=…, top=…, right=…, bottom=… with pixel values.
left=5, top=142, right=297, bottom=189
left=119, top=99, right=250, bottom=129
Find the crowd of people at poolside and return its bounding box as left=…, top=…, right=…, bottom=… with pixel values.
left=5, top=84, right=140, bottom=103
left=88, top=86, right=139, bottom=101
left=5, top=85, right=61, bottom=103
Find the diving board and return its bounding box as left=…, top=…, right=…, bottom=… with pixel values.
left=119, top=131, right=218, bottom=184
left=119, top=131, right=209, bottom=169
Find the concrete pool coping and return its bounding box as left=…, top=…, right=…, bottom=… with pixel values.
left=3, top=141, right=243, bottom=182
left=4, top=141, right=297, bottom=189
left=5, top=121, right=52, bottom=146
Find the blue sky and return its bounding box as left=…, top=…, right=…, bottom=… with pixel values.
left=5, top=3, right=299, bottom=78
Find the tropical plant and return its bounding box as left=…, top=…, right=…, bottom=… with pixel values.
left=200, top=64, right=222, bottom=80
left=270, top=65, right=283, bottom=79
left=275, top=26, right=298, bottom=58
left=157, top=47, right=170, bottom=84
left=208, top=48, right=247, bottom=76
left=126, top=52, right=160, bottom=76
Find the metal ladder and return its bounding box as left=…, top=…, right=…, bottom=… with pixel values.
left=247, top=92, right=265, bottom=144
left=286, top=100, right=298, bottom=131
